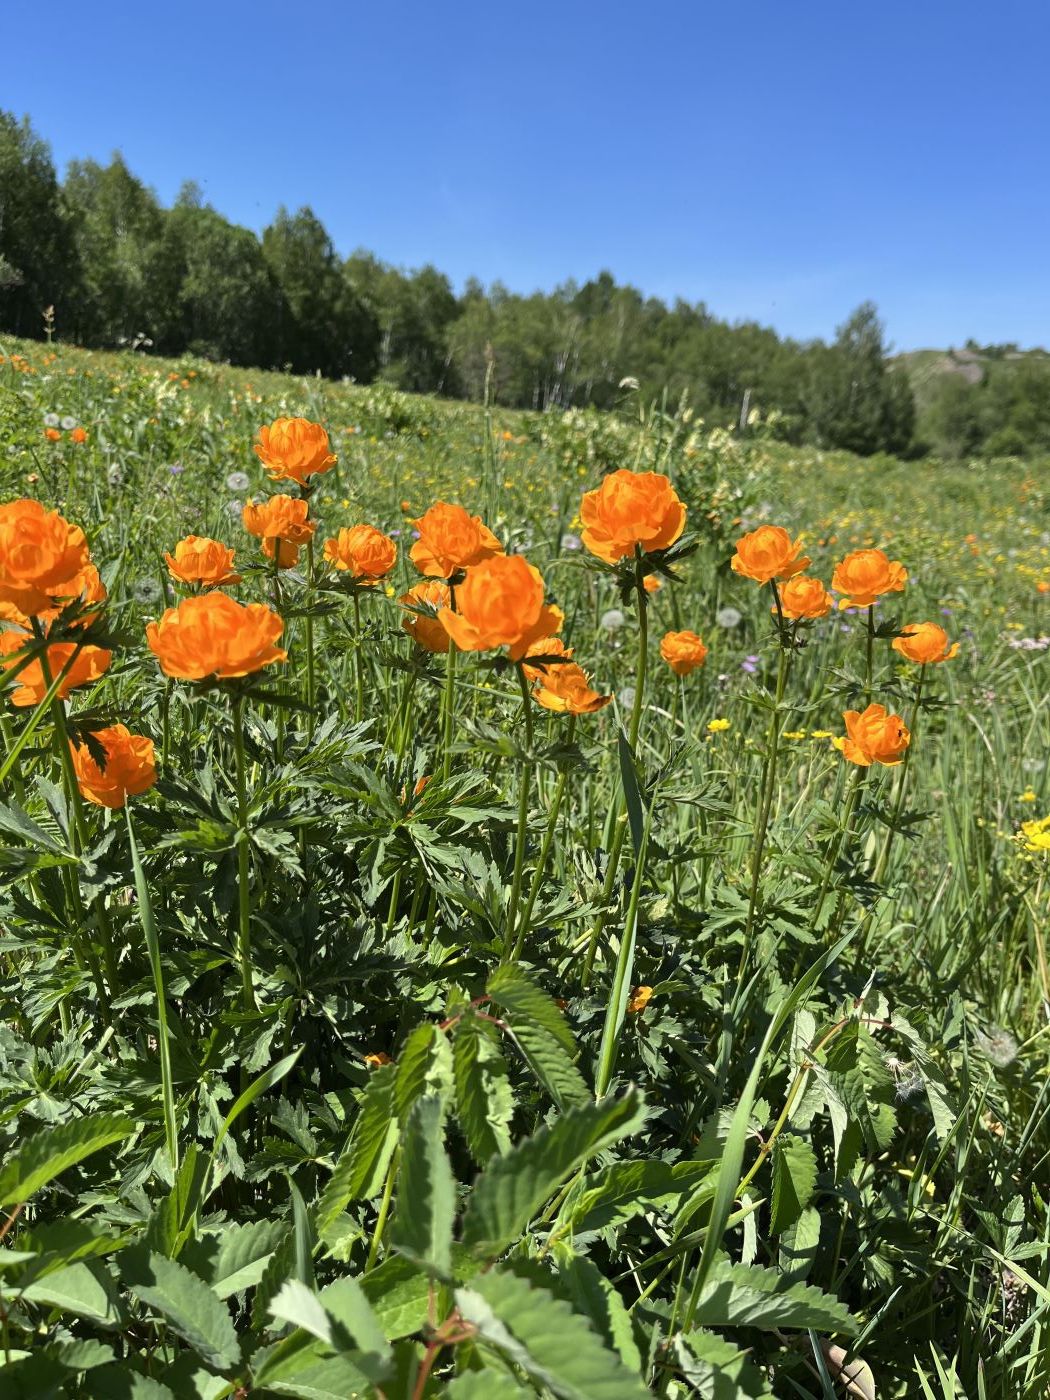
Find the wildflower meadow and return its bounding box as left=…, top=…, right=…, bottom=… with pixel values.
left=0, top=338, right=1048, bottom=1399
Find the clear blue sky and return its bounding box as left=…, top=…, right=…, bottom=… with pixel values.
left=6, top=0, right=1049, bottom=350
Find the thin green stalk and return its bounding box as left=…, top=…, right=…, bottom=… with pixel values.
left=872, top=665, right=925, bottom=888
left=580, top=551, right=648, bottom=988
left=440, top=631, right=458, bottom=783
left=511, top=715, right=576, bottom=961
left=809, top=763, right=867, bottom=939
left=865, top=603, right=875, bottom=699
left=126, top=807, right=179, bottom=1173
left=737, top=586, right=790, bottom=978
left=352, top=591, right=365, bottom=724
left=232, top=695, right=257, bottom=1011
left=502, top=665, right=536, bottom=961
left=365, top=1146, right=400, bottom=1272
left=304, top=534, right=317, bottom=737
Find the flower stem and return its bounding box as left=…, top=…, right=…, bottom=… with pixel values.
left=352, top=591, right=365, bottom=724
left=232, top=695, right=257, bottom=1011
left=865, top=603, right=875, bottom=700
left=440, top=628, right=458, bottom=782
left=304, top=534, right=317, bottom=737
left=503, top=664, right=536, bottom=961
left=872, top=665, right=924, bottom=888
left=809, top=764, right=867, bottom=939
left=512, top=715, right=576, bottom=961
left=579, top=550, right=648, bottom=989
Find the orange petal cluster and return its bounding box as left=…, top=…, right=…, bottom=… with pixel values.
left=0, top=499, right=92, bottom=618
left=659, top=630, right=708, bottom=676
left=731, top=525, right=810, bottom=585
left=438, top=555, right=562, bottom=661
left=831, top=549, right=907, bottom=609
left=777, top=574, right=833, bottom=620
left=253, top=417, right=336, bottom=486
left=533, top=661, right=610, bottom=714
left=409, top=502, right=503, bottom=578
left=0, top=630, right=112, bottom=707
left=71, top=725, right=156, bottom=809
left=580, top=470, right=685, bottom=565
left=324, top=525, right=397, bottom=580
left=165, top=535, right=240, bottom=588
left=400, top=580, right=452, bottom=653
left=146, top=592, right=286, bottom=681
left=833, top=703, right=910, bottom=767
left=892, top=622, right=959, bottom=665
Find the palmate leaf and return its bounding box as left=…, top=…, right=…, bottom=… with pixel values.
left=390, top=1094, right=455, bottom=1277
left=685, top=1257, right=856, bottom=1334
left=124, top=1252, right=240, bottom=1372
left=453, top=1013, right=514, bottom=1164
left=462, top=1087, right=647, bottom=1256
left=769, top=1134, right=818, bottom=1235
left=0, top=1112, right=135, bottom=1207
left=456, top=1266, right=649, bottom=1400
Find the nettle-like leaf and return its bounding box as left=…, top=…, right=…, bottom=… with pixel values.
left=317, top=1063, right=398, bottom=1231
left=486, top=963, right=590, bottom=1108
left=456, top=1265, right=650, bottom=1400
left=0, top=1112, right=135, bottom=1207
left=685, top=1257, right=856, bottom=1334
left=390, top=1094, right=455, bottom=1277
left=123, top=1252, right=240, bottom=1371
left=769, top=1134, right=818, bottom=1235
left=394, top=1020, right=454, bottom=1120
left=453, top=1011, right=514, bottom=1164
left=673, top=1329, right=774, bottom=1398
left=462, top=1087, right=648, bottom=1256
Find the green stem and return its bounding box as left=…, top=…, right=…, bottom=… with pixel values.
left=440, top=625, right=458, bottom=783
left=737, top=585, right=790, bottom=978
left=511, top=716, right=576, bottom=961
left=352, top=591, right=365, bottom=724
left=304, top=534, right=317, bottom=737
left=865, top=604, right=875, bottom=700
left=579, top=552, right=648, bottom=988
left=232, top=695, right=257, bottom=1011
left=503, top=665, right=536, bottom=961
left=872, top=665, right=924, bottom=888
left=809, top=764, right=867, bottom=939
left=365, top=1146, right=400, bottom=1272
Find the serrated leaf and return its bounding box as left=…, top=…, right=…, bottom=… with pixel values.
left=125, top=1252, right=240, bottom=1371
left=21, top=1261, right=124, bottom=1327
left=319, top=1276, right=392, bottom=1359
left=253, top=1341, right=378, bottom=1399
left=184, top=1218, right=287, bottom=1298
left=779, top=1205, right=821, bottom=1283
left=686, top=1258, right=856, bottom=1333
left=549, top=1253, right=642, bottom=1375
left=570, top=1159, right=713, bottom=1233
left=84, top=1368, right=176, bottom=1399
left=770, top=1135, right=818, bottom=1235
left=675, top=1329, right=774, bottom=1398
left=394, top=1022, right=454, bottom=1121
left=462, top=1088, right=647, bottom=1256
left=390, top=1094, right=454, bottom=1277
left=317, top=1064, right=398, bottom=1230
left=446, top=1370, right=534, bottom=1397
left=0, top=1113, right=134, bottom=1206
left=486, top=964, right=577, bottom=1054
left=456, top=1266, right=649, bottom=1399
left=454, top=1014, right=514, bottom=1164
left=357, top=1254, right=431, bottom=1340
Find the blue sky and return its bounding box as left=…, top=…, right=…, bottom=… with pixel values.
left=6, top=1, right=1049, bottom=349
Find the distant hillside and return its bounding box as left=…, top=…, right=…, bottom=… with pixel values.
left=894, top=344, right=1050, bottom=457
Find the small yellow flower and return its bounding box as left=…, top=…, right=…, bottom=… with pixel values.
left=810, top=730, right=833, bottom=739
left=781, top=730, right=807, bottom=741
left=707, top=718, right=731, bottom=733
left=1019, top=789, right=1038, bottom=803
left=1020, top=814, right=1050, bottom=852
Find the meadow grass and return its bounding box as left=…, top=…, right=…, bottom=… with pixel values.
left=0, top=336, right=1048, bottom=1398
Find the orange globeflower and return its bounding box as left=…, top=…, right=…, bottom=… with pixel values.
left=627, top=985, right=653, bottom=1014
left=69, top=426, right=87, bottom=444
left=0, top=630, right=111, bottom=707
left=831, top=549, right=907, bottom=609
left=1, top=561, right=106, bottom=630
left=643, top=575, right=663, bottom=594
left=660, top=630, right=708, bottom=676
left=324, top=524, right=397, bottom=581
left=146, top=592, right=286, bottom=681
left=165, top=535, right=240, bottom=588
left=579, top=469, right=686, bottom=565
left=0, top=499, right=91, bottom=618
left=778, top=574, right=833, bottom=620
left=439, top=555, right=563, bottom=660
left=400, top=580, right=451, bottom=653
left=833, top=703, right=910, bottom=767
left=731, top=525, right=810, bottom=585
left=253, top=417, right=336, bottom=487
left=533, top=661, right=611, bottom=714
left=242, top=495, right=315, bottom=545
left=892, top=621, right=959, bottom=665
left=44, top=427, right=61, bottom=442
left=70, top=725, right=156, bottom=809
left=409, top=501, right=503, bottom=578
left=521, top=635, right=574, bottom=682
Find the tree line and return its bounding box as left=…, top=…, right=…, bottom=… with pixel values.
left=4, top=109, right=1046, bottom=458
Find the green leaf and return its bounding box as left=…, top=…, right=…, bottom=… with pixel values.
left=20, top=1261, right=124, bottom=1327
left=317, top=1064, right=398, bottom=1229
left=453, top=1014, right=514, bottom=1164
left=394, top=1022, right=454, bottom=1121
left=125, top=1252, right=240, bottom=1371
left=289, top=1174, right=315, bottom=1289
left=390, top=1095, right=454, bottom=1277
left=211, top=1049, right=302, bottom=1161
left=686, top=1258, right=856, bottom=1333
left=183, top=1218, right=287, bottom=1298
left=319, top=1276, right=392, bottom=1359
left=508, top=1021, right=590, bottom=1109
left=778, top=1205, right=822, bottom=1284
left=0, top=1113, right=134, bottom=1206
left=769, top=1135, right=818, bottom=1235
left=550, top=1253, right=642, bottom=1376
left=357, top=1254, right=431, bottom=1340
left=486, top=964, right=589, bottom=1108
left=252, top=1341, right=380, bottom=1399
left=456, top=1266, right=649, bottom=1400
left=675, top=1329, right=774, bottom=1398
left=462, top=1087, right=647, bottom=1256
left=446, top=1370, right=535, bottom=1397
left=83, top=1367, right=177, bottom=1399
left=486, top=963, right=576, bottom=1054
left=570, top=1159, right=714, bottom=1233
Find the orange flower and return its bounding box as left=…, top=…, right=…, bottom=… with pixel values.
left=627, top=985, right=653, bottom=1014
left=731, top=525, right=810, bottom=585
left=0, top=499, right=91, bottom=618
left=579, top=470, right=686, bottom=564
left=660, top=630, right=708, bottom=676
left=1037, top=580, right=1050, bottom=595
left=831, top=549, right=907, bottom=609
left=44, top=427, right=61, bottom=442
left=439, top=555, right=563, bottom=660
left=533, top=661, right=611, bottom=714
left=892, top=622, right=959, bottom=665
left=400, top=580, right=451, bottom=653
left=409, top=501, right=503, bottom=578
left=146, top=592, right=286, bottom=681
left=521, top=635, right=574, bottom=682
left=324, top=524, right=397, bottom=580
left=165, top=535, right=240, bottom=588
left=253, top=417, right=336, bottom=486
left=70, top=725, right=156, bottom=809
left=643, top=575, right=663, bottom=594
left=833, top=703, right=911, bottom=767
left=0, top=562, right=106, bottom=630
left=242, top=495, right=315, bottom=546
left=69, top=426, right=87, bottom=444
left=364, top=1052, right=393, bottom=1068
left=1, top=630, right=111, bottom=707
left=778, top=575, right=833, bottom=620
